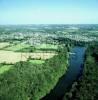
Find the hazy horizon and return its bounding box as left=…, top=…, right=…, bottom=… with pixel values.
left=0, top=0, right=98, bottom=25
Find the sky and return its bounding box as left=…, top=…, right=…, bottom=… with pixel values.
left=0, top=0, right=98, bottom=24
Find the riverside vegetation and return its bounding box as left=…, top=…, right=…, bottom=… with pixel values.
left=63, top=44, right=98, bottom=100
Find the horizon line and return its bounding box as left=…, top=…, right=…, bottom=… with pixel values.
left=0, top=23, right=98, bottom=26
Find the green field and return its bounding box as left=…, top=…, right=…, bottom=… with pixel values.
left=36, top=43, right=58, bottom=49
left=29, top=60, right=45, bottom=64
left=0, top=42, right=57, bottom=64
left=4, top=44, right=30, bottom=51
left=0, top=65, right=12, bottom=75
left=1, top=42, right=58, bottom=53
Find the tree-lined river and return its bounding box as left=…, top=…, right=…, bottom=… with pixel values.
left=41, top=47, right=86, bottom=100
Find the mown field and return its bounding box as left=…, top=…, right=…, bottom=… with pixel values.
left=0, top=42, right=57, bottom=74
left=0, top=42, right=57, bottom=64
left=0, top=50, right=56, bottom=64
left=0, top=42, right=10, bottom=49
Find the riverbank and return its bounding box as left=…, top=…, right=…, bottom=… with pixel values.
left=42, top=47, right=86, bottom=100
left=63, top=45, right=98, bottom=100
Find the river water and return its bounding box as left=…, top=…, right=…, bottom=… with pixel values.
left=41, top=47, right=86, bottom=100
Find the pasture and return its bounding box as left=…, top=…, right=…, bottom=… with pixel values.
left=0, top=42, right=10, bottom=49
left=4, top=44, right=30, bottom=51
left=0, top=50, right=56, bottom=64
left=36, top=43, right=58, bottom=49
left=29, top=60, right=45, bottom=64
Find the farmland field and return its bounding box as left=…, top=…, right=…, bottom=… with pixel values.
left=0, top=42, right=10, bottom=49
left=0, top=50, right=56, bottom=64
left=29, top=59, right=45, bottom=64
left=36, top=43, right=58, bottom=49
left=3, top=44, right=30, bottom=51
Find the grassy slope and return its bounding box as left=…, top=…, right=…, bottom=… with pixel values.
left=0, top=65, right=12, bottom=75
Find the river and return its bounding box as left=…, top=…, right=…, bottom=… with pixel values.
left=41, top=47, right=86, bottom=100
